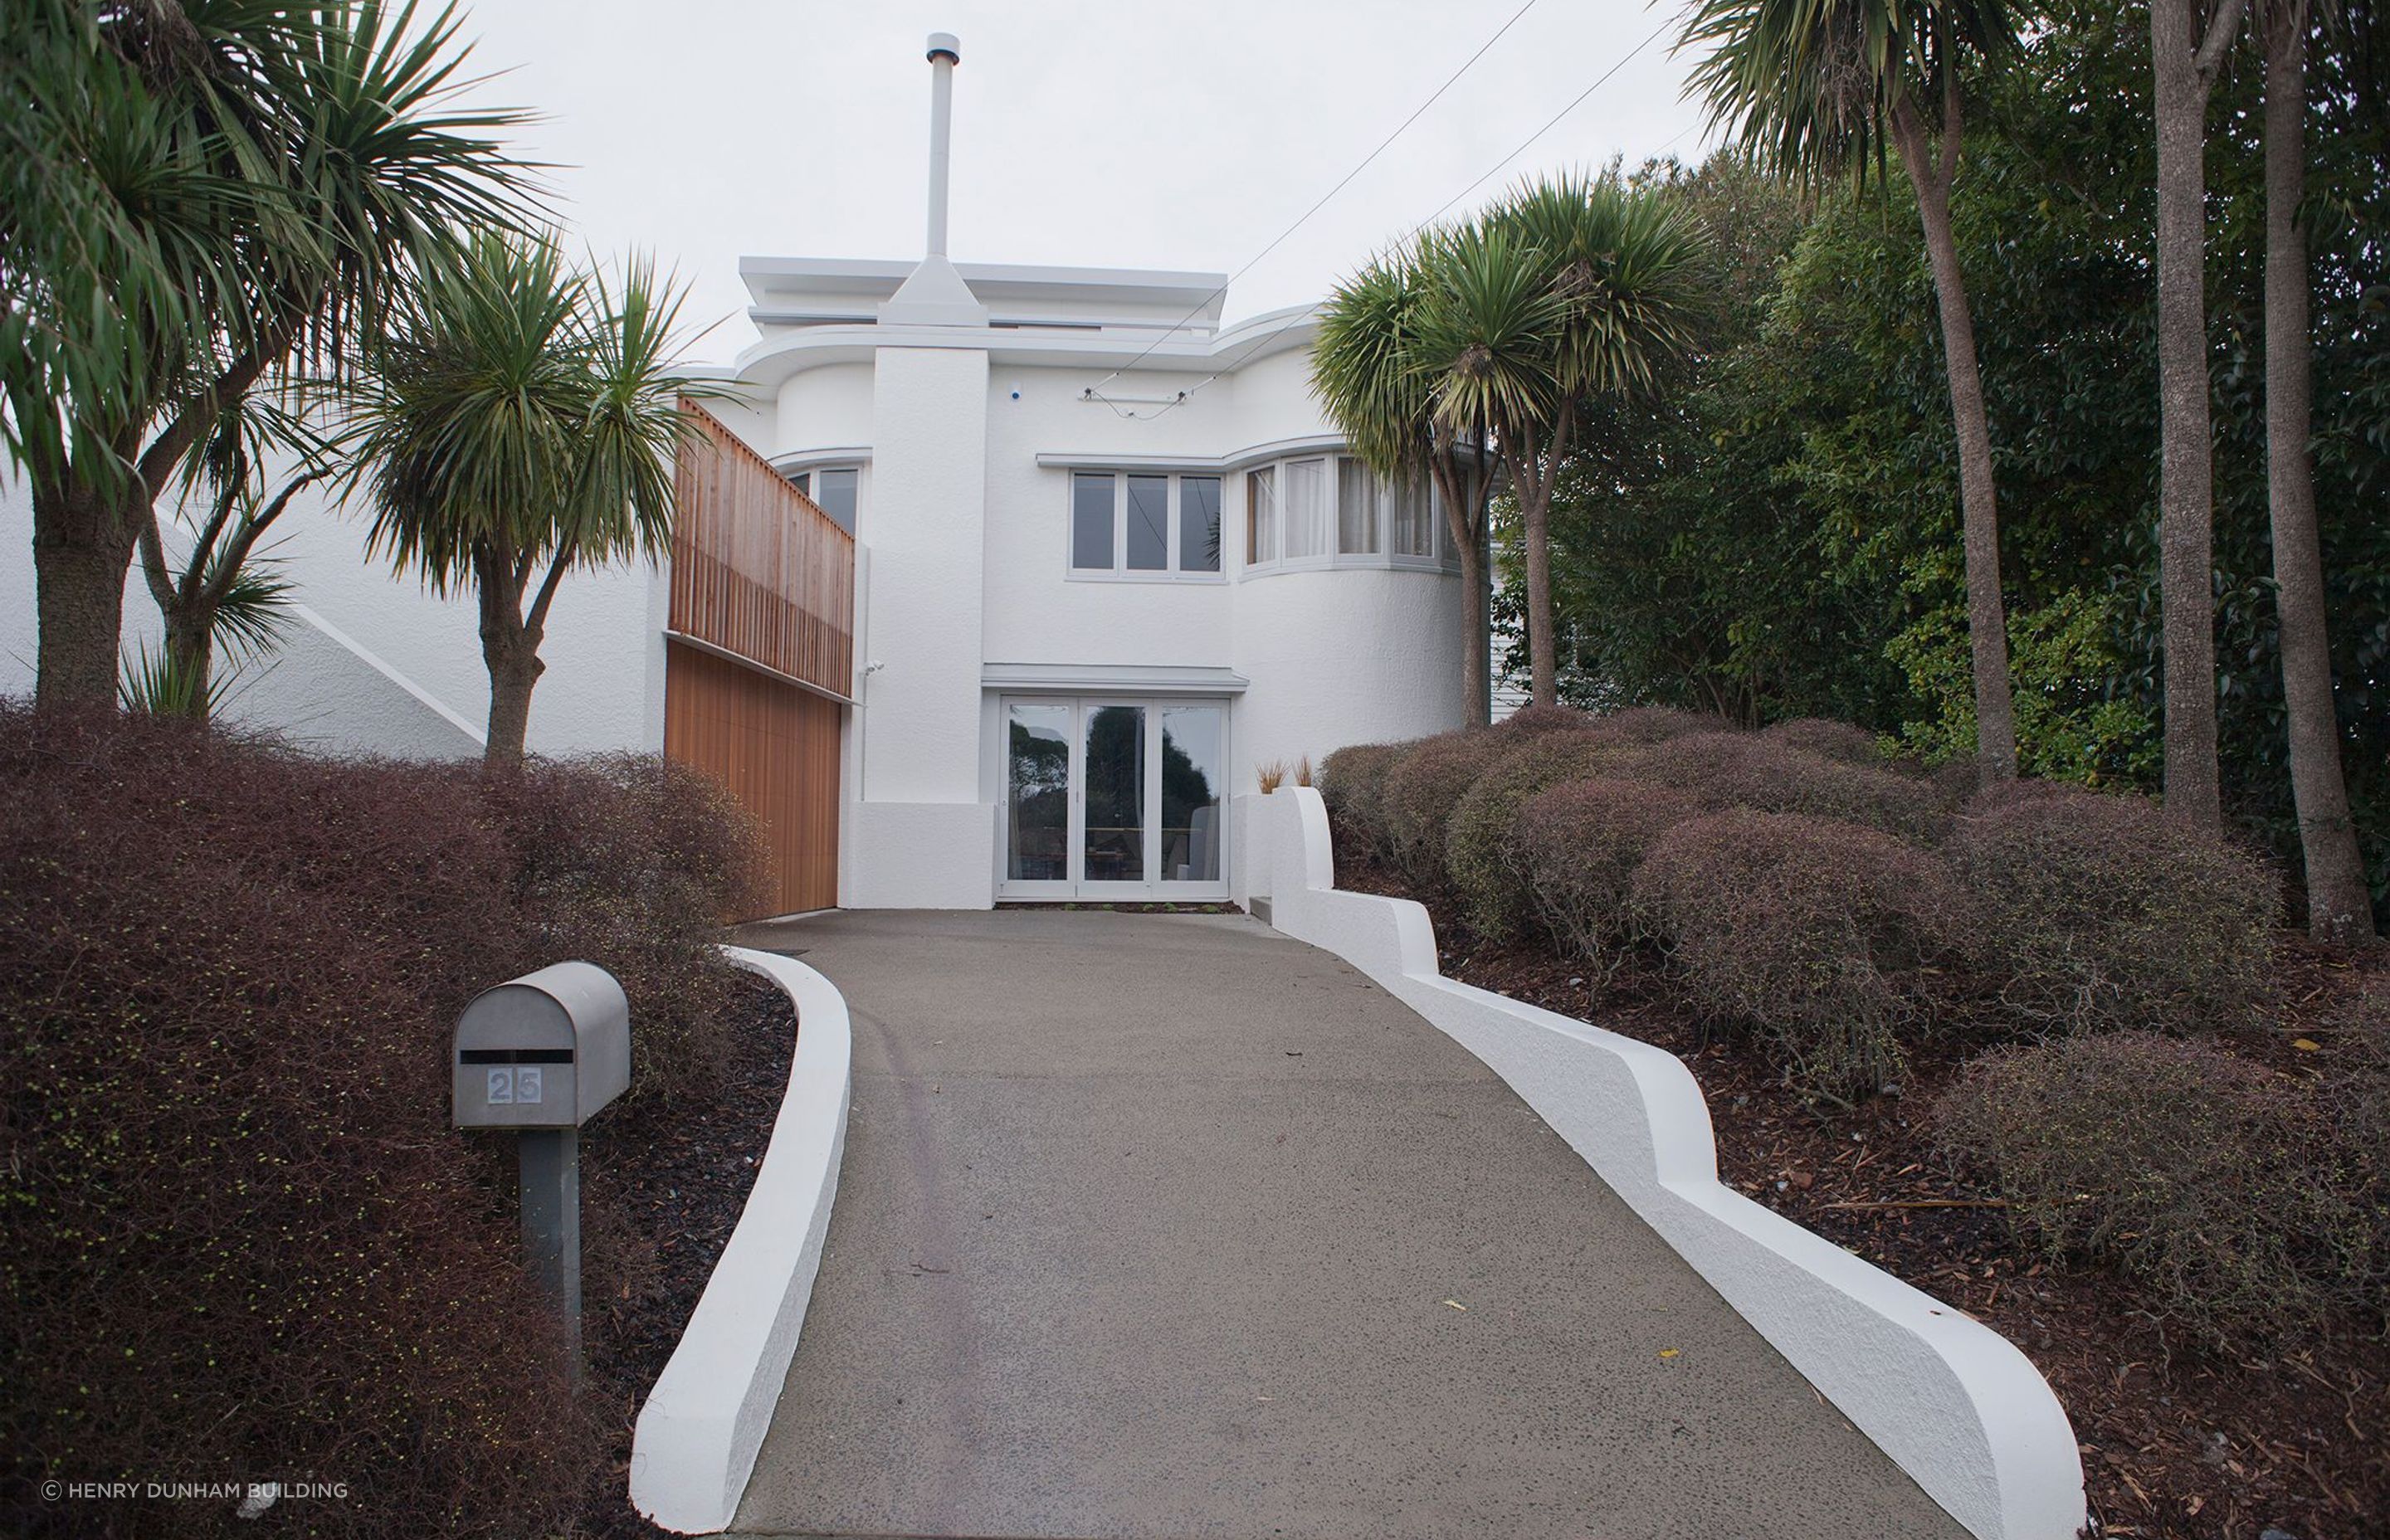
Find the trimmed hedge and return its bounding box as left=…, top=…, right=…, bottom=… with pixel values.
left=1514, top=777, right=1704, bottom=982
left=0, top=708, right=765, bottom=1538
left=1583, top=704, right=1726, bottom=743
left=1632, top=810, right=1975, bottom=1092
left=1949, top=782, right=2276, bottom=1032
left=1939, top=1032, right=2386, bottom=1343
left=1317, top=740, right=1409, bottom=857
left=1618, top=730, right=1944, bottom=838
left=1444, top=732, right=1630, bottom=941
left=1760, top=716, right=1893, bottom=766
left=1378, top=731, right=1513, bottom=891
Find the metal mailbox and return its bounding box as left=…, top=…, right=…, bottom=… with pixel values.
left=452, top=961, right=630, bottom=1130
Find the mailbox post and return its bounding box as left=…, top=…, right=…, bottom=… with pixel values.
left=452, top=962, right=631, bottom=1377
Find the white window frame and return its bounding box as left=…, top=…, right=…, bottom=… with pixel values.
left=1240, top=454, right=1457, bottom=578
left=1066, top=470, right=1227, bottom=584
left=787, top=464, right=863, bottom=534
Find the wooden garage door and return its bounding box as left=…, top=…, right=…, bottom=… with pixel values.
left=666, top=404, right=855, bottom=919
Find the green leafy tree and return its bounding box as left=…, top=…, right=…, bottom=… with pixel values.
left=1685, top=0, right=2022, bottom=782
left=0, top=0, right=534, bottom=709
left=344, top=234, right=709, bottom=763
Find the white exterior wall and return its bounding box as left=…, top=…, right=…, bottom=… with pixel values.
left=0, top=470, right=652, bottom=759
left=842, top=344, right=997, bottom=910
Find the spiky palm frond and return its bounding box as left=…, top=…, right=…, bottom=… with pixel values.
left=0, top=0, right=540, bottom=497
left=345, top=231, right=714, bottom=595
left=1490, top=171, right=1711, bottom=398
left=1680, top=0, right=2012, bottom=189
left=203, top=553, right=296, bottom=657
left=120, top=639, right=231, bottom=717
left=1414, top=219, right=1567, bottom=446
left=1310, top=246, right=1437, bottom=481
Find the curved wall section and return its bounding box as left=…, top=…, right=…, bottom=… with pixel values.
left=1232, top=565, right=1465, bottom=792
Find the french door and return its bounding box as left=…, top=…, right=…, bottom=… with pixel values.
left=1000, top=696, right=1228, bottom=901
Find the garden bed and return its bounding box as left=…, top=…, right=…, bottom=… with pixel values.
left=576, top=972, right=795, bottom=1538
left=1334, top=835, right=2389, bottom=1540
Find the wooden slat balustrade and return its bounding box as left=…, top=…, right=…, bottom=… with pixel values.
left=664, top=402, right=854, bottom=917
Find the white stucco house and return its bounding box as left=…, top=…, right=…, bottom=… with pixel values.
left=0, top=34, right=1469, bottom=912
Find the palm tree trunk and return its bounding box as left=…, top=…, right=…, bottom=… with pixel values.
left=163, top=608, right=215, bottom=720
left=475, top=546, right=544, bottom=766
left=2149, top=0, right=2240, bottom=828
left=32, top=481, right=138, bottom=709
left=1892, top=105, right=2016, bottom=784
left=1456, top=535, right=1491, bottom=726
left=2261, top=2, right=2376, bottom=942
left=1522, top=478, right=1558, bottom=709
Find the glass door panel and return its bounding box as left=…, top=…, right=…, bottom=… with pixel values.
left=1159, top=705, right=1222, bottom=884
left=1081, top=704, right=1148, bottom=884
left=1007, top=704, right=1072, bottom=885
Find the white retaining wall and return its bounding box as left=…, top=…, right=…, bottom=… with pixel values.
left=628, top=945, right=853, bottom=1533
left=1241, top=786, right=2085, bottom=1540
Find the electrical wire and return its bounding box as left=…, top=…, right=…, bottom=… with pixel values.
left=1095, top=10, right=1681, bottom=422
left=1080, top=0, right=1546, bottom=402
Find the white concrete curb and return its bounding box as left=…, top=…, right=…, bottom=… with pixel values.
left=1243, top=787, right=2085, bottom=1540
left=627, top=945, right=853, bottom=1533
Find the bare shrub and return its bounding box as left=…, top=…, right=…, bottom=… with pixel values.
left=1378, top=730, right=1512, bottom=891
left=1762, top=716, right=1893, bottom=766
left=1444, top=732, right=1631, bottom=941
left=1949, top=782, right=2276, bottom=1032
left=1620, top=730, right=1944, bottom=838
left=1939, top=1032, right=2383, bottom=1344
left=1319, top=740, right=1408, bottom=855
left=1514, top=777, right=1704, bottom=982
left=1632, top=810, right=1976, bottom=1092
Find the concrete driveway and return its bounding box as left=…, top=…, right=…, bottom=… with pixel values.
left=725, top=909, right=1963, bottom=1540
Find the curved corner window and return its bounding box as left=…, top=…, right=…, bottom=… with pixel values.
left=1070, top=471, right=1223, bottom=581
left=787, top=465, right=861, bottom=534
left=1242, top=454, right=1452, bottom=575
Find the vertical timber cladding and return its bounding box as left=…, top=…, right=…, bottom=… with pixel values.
left=665, top=403, right=855, bottom=918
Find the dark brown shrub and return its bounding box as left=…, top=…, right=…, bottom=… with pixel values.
left=1949, top=782, right=2276, bottom=1032
left=0, top=707, right=768, bottom=1538
left=1583, top=704, right=1727, bottom=744
left=1620, top=730, right=1944, bottom=839
left=1939, top=1032, right=2383, bottom=1343
left=1632, top=811, right=1976, bottom=1092
left=1761, top=716, right=1893, bottom=766
left=1514, top=777, right=1704, bottom=982
left=1490, top=703, right=1593, bottom=738
left=1378, top=730, right=1512, bottom=891
left=484, top=754, right=768, bottom=1102
left=1444, top=732, right=1633, bottom=941
left=1318, top=740, right=1409, bottom=857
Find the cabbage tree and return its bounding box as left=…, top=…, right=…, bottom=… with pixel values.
left=0, top=0, right=534, bottom=709
left=344, top=234, right=709, bottom=764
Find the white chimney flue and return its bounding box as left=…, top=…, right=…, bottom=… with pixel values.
left=924, top=32, right=960, bottom=259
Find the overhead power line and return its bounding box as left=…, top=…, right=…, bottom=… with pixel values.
left=1082, top=0, right=1545, bottom=405
left=1092, top=11, right=1680, bottom=423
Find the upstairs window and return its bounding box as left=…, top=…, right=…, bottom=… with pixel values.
left=1244, top=453, right=1452, bottom=573
left=788, top=465, right=860, bottom=534
left=1071, top=471, right=1224, bottom=581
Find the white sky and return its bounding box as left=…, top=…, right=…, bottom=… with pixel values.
left=450, top=0, right=1716, bottom=360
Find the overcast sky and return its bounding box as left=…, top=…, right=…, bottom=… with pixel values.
left=451, top=0, right=1717, bottom=360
